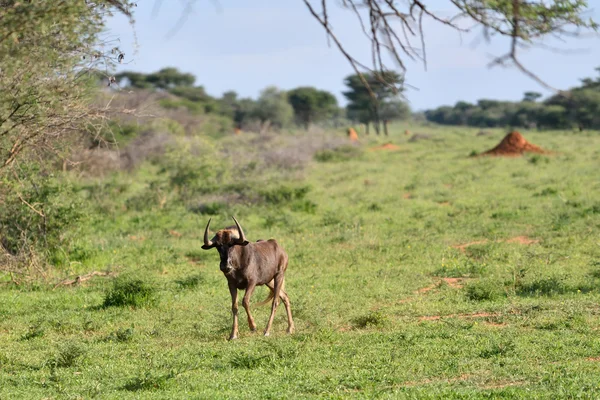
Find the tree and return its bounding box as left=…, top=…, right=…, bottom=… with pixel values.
left=343, top=71, right=404, bottom=134
left=116, top=67, right=196, bottom=90
left=299, top=1, right=597, bottom=93
left=379, top=100, right=411, bottom=135
left=287, top=87, right=338, bottom=129
left=251, top=87, right=294, bottom=131
left=0, top=1, right=134, bottom=169
left=523, top=92, right=543, bottom=102
left=145, top=67, right=196, bottom=89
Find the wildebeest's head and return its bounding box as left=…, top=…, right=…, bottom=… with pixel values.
left=201, top=216, right=250, bottom=272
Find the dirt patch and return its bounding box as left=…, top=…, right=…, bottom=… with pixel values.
left=370, top=142, right=400, bottom=151
left=476, top=130, right=494, bottom=137
left=437, top=201, right=451, bottom=206
left=413, top=278, right=466, bottom=297
left=452, top=240, right=489, bottom=252
left=402, top=193, right=413, bottom=199
left=168, top=230, right=182, bottom=238
left=128, top=235, right=146, bottom=241
left=482, top=380, right=527, bottom=389
left=453, top=236, right=540, bottom=252
left=418, top=312, right=499, bottom=322
left=586, top=357, right=600, bottom=362
left=401, top=374, right=471, bottom=387
left=442, top=278, right=465, bottom=288
left=505, top=236, right=540, bottom=245
left=479, top=131, right=548, bottom=157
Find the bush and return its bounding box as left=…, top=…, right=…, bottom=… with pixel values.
left=0, top=165, right=86, bottom=271
left=314, top=145, right=362, bottom=162
left=261, top=185, right=310, bottom=205
left=102, top=276, right=158, bottom=308
left=465, top=280, right=504, bottom=301
left=352, top=310, right=388, bottom=329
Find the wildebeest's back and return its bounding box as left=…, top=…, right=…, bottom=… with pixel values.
left=246, top=239, right=287, bottom=284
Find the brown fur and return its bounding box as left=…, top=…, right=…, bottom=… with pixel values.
left=201, top=217, right=295, bottom=340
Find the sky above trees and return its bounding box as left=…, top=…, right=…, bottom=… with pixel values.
left=106, top=0, right=600, bottom=111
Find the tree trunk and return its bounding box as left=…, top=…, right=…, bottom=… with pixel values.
left=374, top=120, right=380, bottom=135
left=383, top=120, right=389, bottom=136
left=365, top=123, right=369, bottom=135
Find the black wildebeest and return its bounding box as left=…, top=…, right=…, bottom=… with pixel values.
left=201, top=216, right=294, bottom=340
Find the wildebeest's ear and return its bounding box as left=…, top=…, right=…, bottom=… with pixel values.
left=240, top=240, right=250, bottom=246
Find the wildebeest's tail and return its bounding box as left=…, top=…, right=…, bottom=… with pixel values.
left=255, top=279, right=285, bottom=306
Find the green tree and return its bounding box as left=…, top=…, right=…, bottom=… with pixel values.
left=343, top=71, right=404, bottom=135
left=523, top=92, right=543, bottom=102
left=379, top=100, right=411, bottom=135
left=251, top=86, right=294, bottom=131
left=287, top=87, right=338, bottom=129
left=116, top=67, right=196, bottom=90
left=0, top=1, right=134, bottom=168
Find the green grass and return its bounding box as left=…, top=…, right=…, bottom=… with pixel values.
left=1, top=124, right=600, bottom=398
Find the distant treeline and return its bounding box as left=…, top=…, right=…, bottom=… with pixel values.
left=424, top=68, right=600, bottom=130
left=112, top=68, right=410, bottom=134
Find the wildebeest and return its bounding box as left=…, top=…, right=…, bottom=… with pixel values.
left=201, top=216, right=294, bottom=340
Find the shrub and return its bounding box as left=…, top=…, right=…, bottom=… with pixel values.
left=314, top=145, right=362, bottom=162
left=102, top=276, right=158, bottom=308
left=352, top=310, right=388, bottom=329
left=465, top=280, right=504, bottom=301
left=48, top=341, right=86, bottom=368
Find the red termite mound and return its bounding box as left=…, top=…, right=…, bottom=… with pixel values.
left=480, top=131, right=548, bottom=157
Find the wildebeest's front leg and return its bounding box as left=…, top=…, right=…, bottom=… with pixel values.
left=242, top=282, right=257, bottom=332
left=263, top=274, right=283, bottom=336
left=228, top=281, right=239, bottom=340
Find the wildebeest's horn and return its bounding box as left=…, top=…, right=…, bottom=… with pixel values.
left=231, top=216, right=247, bottom=244
left=202, top=218, right=213, bottom=248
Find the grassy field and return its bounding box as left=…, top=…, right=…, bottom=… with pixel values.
left=1, top=123, right=600, bottom=399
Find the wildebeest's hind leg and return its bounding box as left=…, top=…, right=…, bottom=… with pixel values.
left=228, top=282, right=239, bottom=340
left=263, top=274, right=283, bottom=336
left=242, top=282, right=258, bottom=332
left=265, top=279, right=294, bottom=334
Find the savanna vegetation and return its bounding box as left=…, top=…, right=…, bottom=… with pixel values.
left=1, top=0, right=600, bottom=398
left=425, top=68, right=600, bottom=130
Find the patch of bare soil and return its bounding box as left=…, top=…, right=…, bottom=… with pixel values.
left=482, top=380, right=527, bottom=389
left=586, top=357, right=600, bottom=362
left=370, top=142, right=401, bottom=151
left=452, top=240, right=489, bottom=252
left=437, top=201, right=451, bottom=206
left=128, top=235, right=146, bottom=241
left=402, top=193, right=412, bottom=199
left=401, top=374, right=471, bottom=387
left=418, top=312, right=500, bottom=322
left=452, top=236, right=540, bottom=252
left=505, top=236, right=540, bottom=245
left=480, top=131, right=548, bottom=157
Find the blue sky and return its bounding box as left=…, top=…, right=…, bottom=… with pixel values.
left=106, top=0, right=600, bottom=111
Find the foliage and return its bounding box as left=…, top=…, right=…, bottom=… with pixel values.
left=425, top=67, right=600, bottom=129
left=102, top=276, right=158, bottom=308
left=288, top=87, right=338, bottom=129
left=250, top=86, right=294, bottom=130
left=0, top=166, right=86, bottom=273
left=343, top=71, right=405, bottom=134
left=0, top=1, right=132, bottom=168
left=117, top=67, right=196, bottom=89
